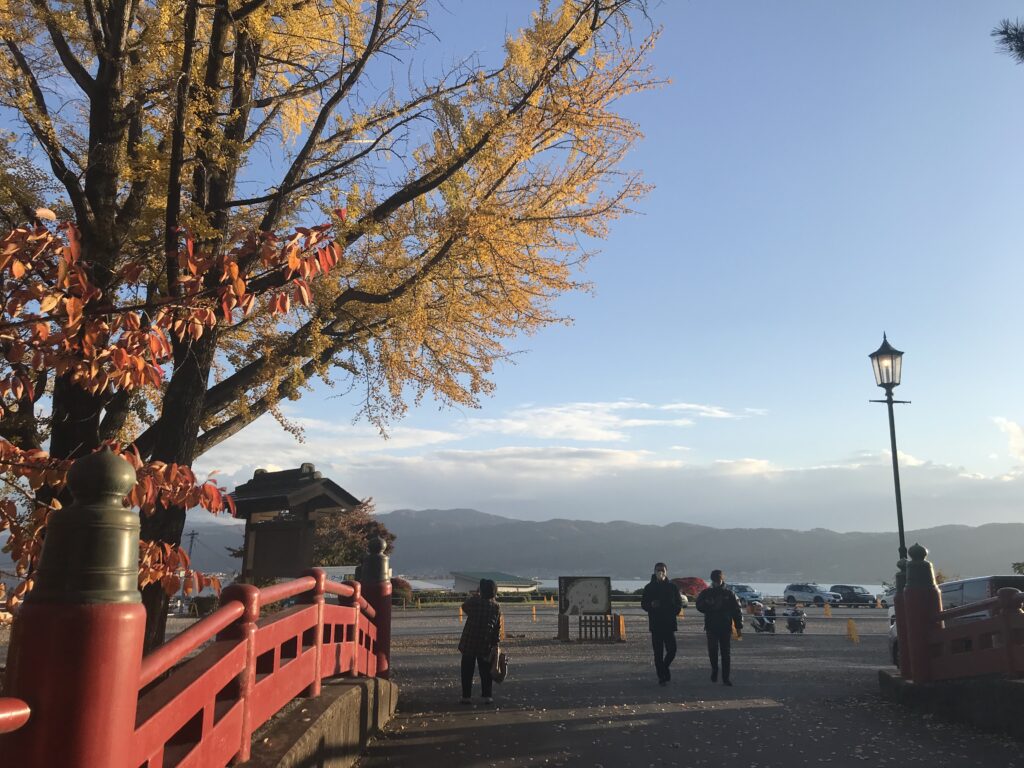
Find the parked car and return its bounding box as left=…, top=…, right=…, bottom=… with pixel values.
left=732, top=584, right=764, bottom=606
left=879, top=587, right=897, bottom=609
left=829, top=584, right=877, bottom=607
left=939, top=575, right=1024, bottom=625
left=783, top=583, right=841, bottom=607
left=887, top=606, right=898, bottom=667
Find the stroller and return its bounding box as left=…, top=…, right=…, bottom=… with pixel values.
left=750, top=602, right=776, bottom=633
left=783, top=607, right=806, bottom=634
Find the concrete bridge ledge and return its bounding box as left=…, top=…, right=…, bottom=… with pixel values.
left=239, top=678, right=398, bottom=768
left=879, top=670, right=1024, bottom=740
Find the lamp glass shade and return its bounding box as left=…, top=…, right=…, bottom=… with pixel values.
left=869, top=336, right=903, bottom=388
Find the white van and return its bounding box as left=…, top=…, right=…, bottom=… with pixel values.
left=939, top=575, right=1024, bottom=624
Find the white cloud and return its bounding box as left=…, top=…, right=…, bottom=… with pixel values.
left=195, top=402, right=1022, bottom=534
left=196, top=413, right=461, bottom=480
left=463, top=399, right=755, bottom=442
left=661, top=402, right=751, bottom=419
left=465, top=401, right=692, bottom=441
left=711, top=458, right=778, bottom=476
left=994, top=417, right=1024, bottom=462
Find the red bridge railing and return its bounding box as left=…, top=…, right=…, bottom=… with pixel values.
left=0, top=449, right=392, bottom=768
left=133, top=570, right=379, bottom=767
left=897, top=543, right=1024, bottom=683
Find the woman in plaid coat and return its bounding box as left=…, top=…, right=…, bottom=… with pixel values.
left=458, top=578, right=502, bottom=704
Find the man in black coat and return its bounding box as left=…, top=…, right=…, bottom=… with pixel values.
left=641, top=562, right=684, bottom=685
left=696, top=569, right=743, bottom=686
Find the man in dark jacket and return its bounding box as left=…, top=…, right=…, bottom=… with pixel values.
left=641, top=562, right=684, bottom=685
left=695, top=569, right=743, bottom=686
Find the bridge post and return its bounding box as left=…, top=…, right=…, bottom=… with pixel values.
left=343, top=580, right=363, bottom=677
left=217, top=582, right=260, bottom=763
left=1, top=448, right=143, bottom=768
left=893, top=558, right=912, bottom=679
left=359, top=536, right=392, bottom=679
left=300, top=568, right=327, bottom=696
left=902, top=542, right=943, bottom=683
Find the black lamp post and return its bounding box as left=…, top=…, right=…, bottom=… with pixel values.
left=869, top=334, right=910, bottom=561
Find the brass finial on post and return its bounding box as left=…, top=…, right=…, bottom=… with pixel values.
left=30, top=447, right=140, bottom=604
left=905, top=543, right=935, bottom=589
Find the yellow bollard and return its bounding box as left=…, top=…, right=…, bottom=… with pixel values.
left=823, top=603, right=832, bottom=618
left=532, top=604, right=537, bottom=622
left=459, top=606, right=464, bottom=623
left=847, top=618, right=860, bottom=644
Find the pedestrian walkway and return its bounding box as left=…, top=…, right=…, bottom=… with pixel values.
left=358, top=607, right=1021, bottom=767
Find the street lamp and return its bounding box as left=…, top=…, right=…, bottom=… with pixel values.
left=869, top=333, right=910, bottom=561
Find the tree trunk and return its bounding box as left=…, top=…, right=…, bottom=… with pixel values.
left=139, top=504, right=187, bottom=653
left=49, top=374, right=103, bottom=460
left=139, top=331, right=220, bottom=652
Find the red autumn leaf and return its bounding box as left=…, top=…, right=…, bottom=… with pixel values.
left=64, top=297, right=83, bottom=327
left=294, top=279, right=312, bottom=307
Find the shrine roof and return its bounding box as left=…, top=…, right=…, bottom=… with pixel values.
left=230, top=463, right=360, bottom=519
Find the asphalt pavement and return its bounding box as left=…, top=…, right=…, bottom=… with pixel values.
left=357, top=604, right=1022, bottom=768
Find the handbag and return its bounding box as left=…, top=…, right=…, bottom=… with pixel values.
left=491, top=647, right=508, bottom=683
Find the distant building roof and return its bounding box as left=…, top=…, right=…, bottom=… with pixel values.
left=451, top=571, right=538, bottom=587
left=231, top=463, right=360, bottom=519
left=406, top=579, right=450, bottom=592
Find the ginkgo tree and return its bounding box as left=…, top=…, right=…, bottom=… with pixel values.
left=0, top=0, right=658, bottom=650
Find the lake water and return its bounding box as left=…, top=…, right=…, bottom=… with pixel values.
left=535, top=579, right=887, bottom=597
left=410, top=578, right=889, bottom=597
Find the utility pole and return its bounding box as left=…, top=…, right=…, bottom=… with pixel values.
left=185, top=529, right=198, bottom=559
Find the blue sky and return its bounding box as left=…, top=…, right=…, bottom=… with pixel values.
left=199, top=2, right=1024, bottom=531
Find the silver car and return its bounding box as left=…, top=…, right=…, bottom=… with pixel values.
left=783, top=582, right=841, bottom=607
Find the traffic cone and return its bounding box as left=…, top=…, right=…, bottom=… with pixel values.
left=847, top=618, right=860, bottom=644
left=732, top=622, right=740, bottom=640
left=532, top=604, right=537, bottom=622
left=459, top=606, right=464, bottom=623
left=823, top=603, right=832, bottom=618
left=876, top=596, right=882, bottom=609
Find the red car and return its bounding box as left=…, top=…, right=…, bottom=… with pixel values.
left=671, top=576, right=708, bottom=598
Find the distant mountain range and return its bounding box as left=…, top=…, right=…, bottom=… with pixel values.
left=4, top=508, right=1020, bottom=586
left=375, top=508, right=1024, bottom=584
